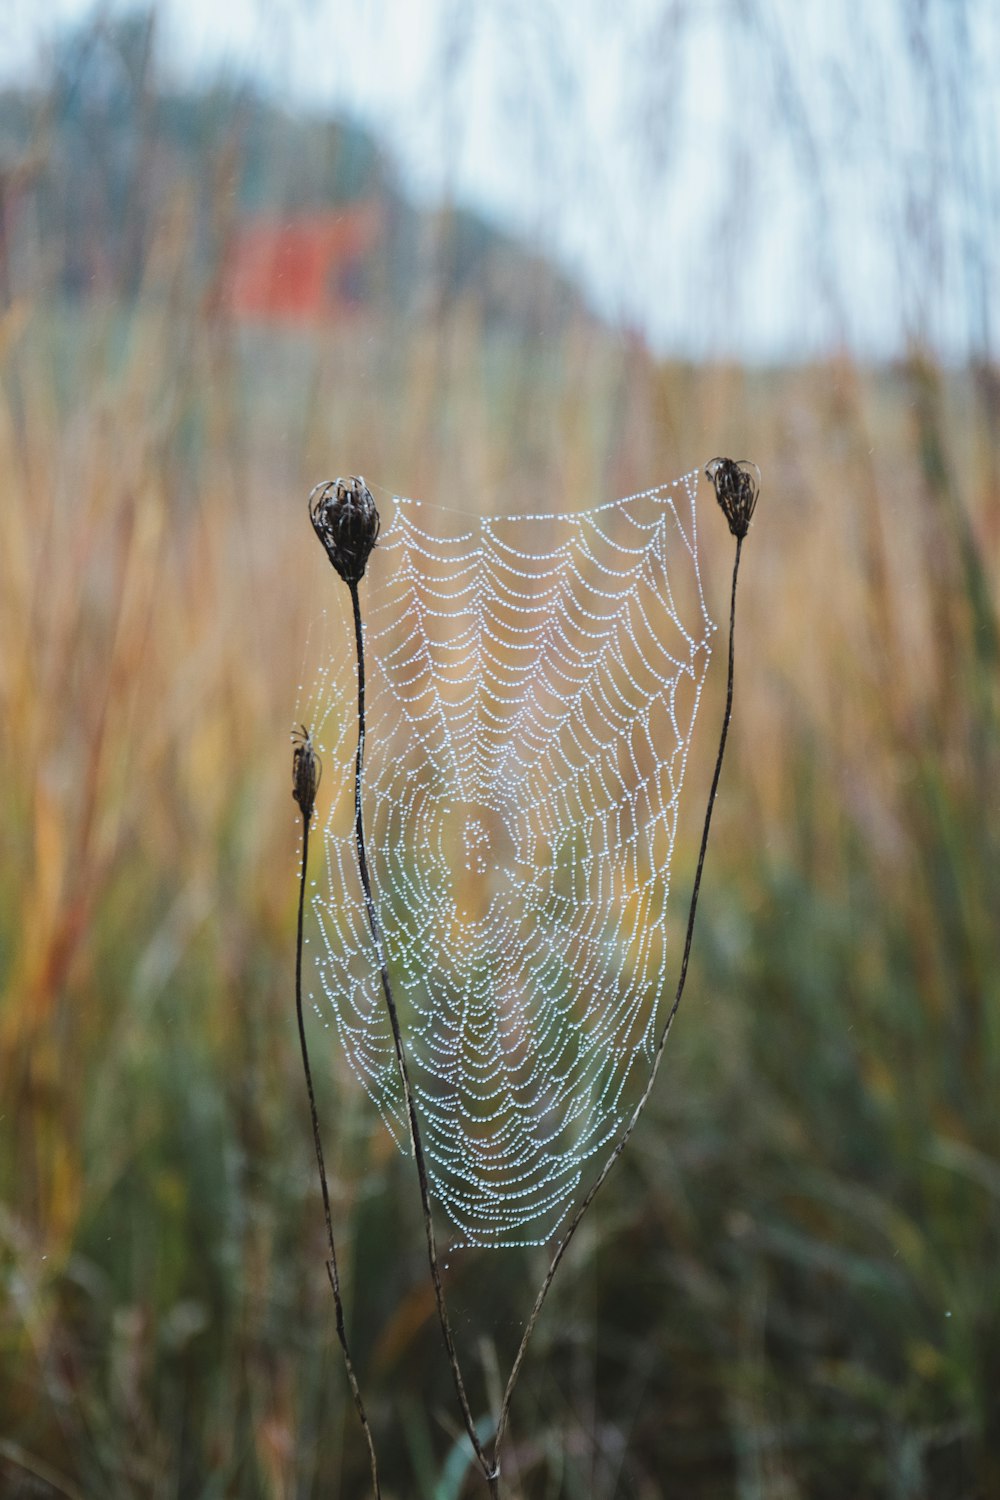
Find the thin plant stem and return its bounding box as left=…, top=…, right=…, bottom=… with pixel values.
left=491, top=534, right=745, bottom=1473
left=348, top=581, right=497, bottom=1489
left=294, top=799, right=382, bottom=1499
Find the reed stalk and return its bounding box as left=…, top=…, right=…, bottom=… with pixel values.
left=292, top=726, right=382, bottom=1498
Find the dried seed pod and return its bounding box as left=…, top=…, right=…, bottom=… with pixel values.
left=292, top=725, right=320, bottom=821
left=705, top=458, right=760, bottom=540
left=309, top=476, right=380, bottom=584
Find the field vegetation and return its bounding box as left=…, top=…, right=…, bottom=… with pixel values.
left=1, top=10, right=998, bottom=1498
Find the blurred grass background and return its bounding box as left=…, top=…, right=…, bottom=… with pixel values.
left=1, top=5, right=999, bottom=1498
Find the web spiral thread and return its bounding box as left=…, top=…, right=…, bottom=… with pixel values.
left=311, top=470, right=715, bottom=1247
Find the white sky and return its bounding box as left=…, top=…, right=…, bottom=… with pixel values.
left=1, top=0, right=997, bottom=359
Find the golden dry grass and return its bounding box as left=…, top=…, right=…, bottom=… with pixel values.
left=1, top=275, right=998, bottom=1495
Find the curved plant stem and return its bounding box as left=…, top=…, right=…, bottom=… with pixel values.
left=294, top=801, right=382, bottom=1498
left=491, top=534, right=745, bottom=1474
left=348, top=581, right=497, bottom=1489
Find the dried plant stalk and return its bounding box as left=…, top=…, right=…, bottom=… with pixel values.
left=491, top=467, right=752, bottom=1472
left=309, top=462, right=756, bottom=1497
left=311, top=476, right=498, bottom=1492
left=292, top=725, right=382, bottom=1498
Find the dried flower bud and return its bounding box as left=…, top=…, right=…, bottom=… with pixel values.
left=705, top=458, right=760, bottom=540
left=309, top=475, right=380, bottom=584
left=292, top=725, right=321, bottom=821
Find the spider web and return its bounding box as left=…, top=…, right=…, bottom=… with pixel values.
left=310, top=470, right=715, bottom=1248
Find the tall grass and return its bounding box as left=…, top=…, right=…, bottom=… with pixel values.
left=1, top=149, right=998, bottom=1500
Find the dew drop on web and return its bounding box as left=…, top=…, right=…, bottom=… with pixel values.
left=308, top=470, right=716, bottom=1248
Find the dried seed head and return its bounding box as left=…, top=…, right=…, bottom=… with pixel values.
left=705, top=458, right=760, bottom=540
left=292, top=725, right=321, bottom=821
left=309, top=475, right=380, bottom=585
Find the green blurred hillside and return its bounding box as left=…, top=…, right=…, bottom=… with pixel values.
left=0, top=10, right=585, bottom=336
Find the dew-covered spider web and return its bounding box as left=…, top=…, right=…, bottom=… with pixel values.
left=309, top=469, right=715, bottom=1248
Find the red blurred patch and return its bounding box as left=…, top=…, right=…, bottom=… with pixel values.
left=224, top=202, right=382, bottom=323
